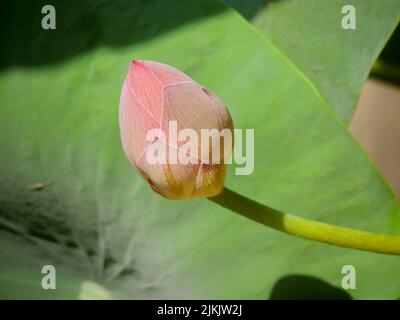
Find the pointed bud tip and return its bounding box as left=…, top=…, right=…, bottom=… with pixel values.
left=130, top=59, right=145, bottom=70
left=131, top=59, right=142, bottom=65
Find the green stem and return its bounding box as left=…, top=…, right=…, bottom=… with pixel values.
left=210, top=188, right=400, bottom=255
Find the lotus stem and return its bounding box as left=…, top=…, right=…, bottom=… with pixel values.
left=210, top=188, right=400, bottom=255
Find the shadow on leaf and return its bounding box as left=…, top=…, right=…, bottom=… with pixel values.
left=0, top=0, right=272, bottom=70
left=269, top=274, right=353, bottom=300
left=0, top=0, right=226, bottom=70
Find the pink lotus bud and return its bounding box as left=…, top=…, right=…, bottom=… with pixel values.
left=119, top=60, right=233, bottom=200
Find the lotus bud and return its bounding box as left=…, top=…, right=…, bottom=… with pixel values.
left=119, top=60, right=233, bottom=200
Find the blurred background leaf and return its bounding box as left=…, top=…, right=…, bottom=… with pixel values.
left=226, top=0, right=400, bottom=123
left=0, top=0, right=399, bottom=299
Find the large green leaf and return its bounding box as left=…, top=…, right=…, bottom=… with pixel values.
left=0, top=0, right=399, bottom=299
left=226, top=0, right=400, bottom=123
